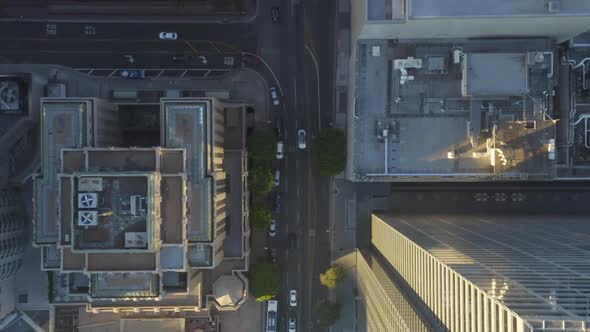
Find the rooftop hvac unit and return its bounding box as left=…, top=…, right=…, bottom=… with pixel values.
left=78, top=192, right=98, bottom=209
left=393, top=57, right=423, bottom=70
left=77, top=211, right=98, bottom=227
left=125, top=232, right=148, bottom=249
left=130, top=195, right=147, bottom=217
left=78, top=177, right=103, bottom=192
left=0, top=81, right=19, bottom=111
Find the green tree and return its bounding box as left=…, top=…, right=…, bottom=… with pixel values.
left=249, top=166, right=274, bottom=195
left=319, top=265, right=345, bottom=289
left=251, top=204, right=272, bottom=229
left=315, top=299, right=341, bottom=327
left=316, top=128, right=347, bottom=176
left=249, top=263, right=280, bottom=301
left=248, top=130, right=276, bottom=165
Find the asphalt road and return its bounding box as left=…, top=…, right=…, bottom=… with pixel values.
left=0, top=21, right=253, bottom=69
left=0, top=2, right=338, bottom=330
left=260, top=0, right=336, bottom=330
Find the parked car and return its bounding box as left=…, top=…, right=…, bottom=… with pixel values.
left=270, top=87, right=280, bottom=106
left=297, top=129, right=306, bottom=149
left=159, top=32, right=178, bottom=40
left=271, top=7, right=280, bottom=23
left=273, top=193, right=281, bottom=212
left=275, top=117, right=283, bottom=139
left=274, top=169, right=280, bottom=187
left=276, top=141, right=284, bottom=159
left=289, top=289, right=297, bottom=307
left=269, top=219, right=277, bottom=237
left=289, top=318, right=296, bottom=332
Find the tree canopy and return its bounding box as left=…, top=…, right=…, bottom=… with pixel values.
left=251, top=203, right=272, bottom=229
left=249, top=166, right=274, bottom=195
left=315, top=299, right=341, bottom=327
left=248, top=130, right=276, bottom=165
left=316, top=128, right=347, bottom=176
left=319, top=265, right=345, bottom=289
left=249, top=263, right=280, bottom=301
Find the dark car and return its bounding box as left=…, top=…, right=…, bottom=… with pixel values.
left=172, top=54, right=194, bottom=63
left=275, top=116, right=283, bottom=139
left=288, top=233, right=297, bottom=249
left=273, top=193, right=281, bottom=212
left=271, top=7, right=280, bottom=23
left=243, top=54, right=261, bottom=65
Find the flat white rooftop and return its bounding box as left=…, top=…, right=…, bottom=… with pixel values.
left=367, top=0, right=590, bottom=20
left=410, top=0, right=590, bottom=17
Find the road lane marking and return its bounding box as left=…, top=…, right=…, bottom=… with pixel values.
left=209, top=41, right=221, bottom=53
left=242, top=51, right=284, bottom=96
left=184, top=40, right=199, bottom=54
left=305, top=44, right=321, bottom=130
left=293, top=77, right=298, bottom=110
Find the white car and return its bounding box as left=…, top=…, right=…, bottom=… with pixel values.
left=159, top=32, right=178, bottom=40
left=289, top=289, right=297, bottom=307
left=269, top=220, right=276, bottom=237
left=270, top=87, right=280, bottom=106
left=297, top=129, right=306, bottom=150
left=276, top=141, right=284, bottom=159
left=288, top=318, right=296, bottom=332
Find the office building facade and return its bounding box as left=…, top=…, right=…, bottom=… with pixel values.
left=0, top=188, right=25, bottom=282
left=369, top=213, right=590, bottom=331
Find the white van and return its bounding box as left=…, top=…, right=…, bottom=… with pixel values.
left=274, top=169, right=280, bottom=186
left=276, top=141, right=284, bottom=159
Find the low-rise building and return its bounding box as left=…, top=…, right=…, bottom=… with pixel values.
left=349, top=39, right=560, bottom=181
left=33, top=96, right=250, bottom=325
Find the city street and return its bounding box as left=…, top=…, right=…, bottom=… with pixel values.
left=266, top=0, right=337, bottom=331
left=0, top=1, right=338, bottom=331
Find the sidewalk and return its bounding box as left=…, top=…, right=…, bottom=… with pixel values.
left=0, top=0, right=258, bottom=23
left=329, top=252, right=357, bottom=332
left=327, top=0, right=358, bottom=330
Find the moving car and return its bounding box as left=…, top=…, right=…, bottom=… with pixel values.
left=288, top=233, right=297, bottom=249
left=276, top=141, right=284, bottom=159
left=297, top=129, right=306, bottom=150
left=288, top=318, right=296, bottom=332
left=289, top=289, right=297, bottom=307
left=271, top=7, right=280, bottom=23
left=159, top=32, right=178, bottom=40
left=172, top=54, right=193, bottom=63
left=270, top=87, right=280, bottom=106
left=269, top=219, right=277, bottom=237
left=243, top=53, right=261, bottom=65
left=119, top=70, right=145, bottom=79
